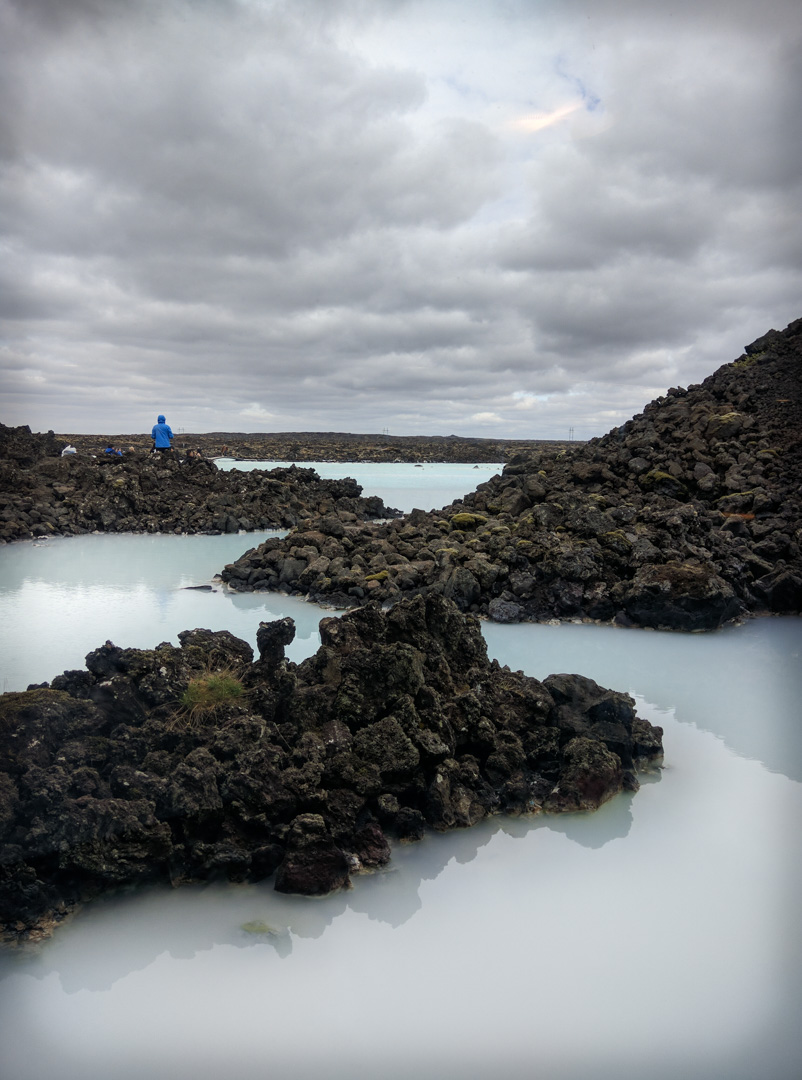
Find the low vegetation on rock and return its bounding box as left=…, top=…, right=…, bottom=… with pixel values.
left=176, top=669, right=246, bottom=725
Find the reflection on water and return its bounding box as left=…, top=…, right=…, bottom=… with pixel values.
left=0, top=514, right=801, bottom=1078
left=0, top=700, right=799, bottom=1080
left=5, top=787, right=646, bottom=998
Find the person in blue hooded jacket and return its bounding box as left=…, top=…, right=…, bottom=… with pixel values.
left=151, top=414, right=174, bottom=452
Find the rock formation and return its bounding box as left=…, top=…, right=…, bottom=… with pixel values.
left=0, top=595, right=662, bottom=941
left=221, top=319, right=802, bottom=629
left=0, top=427, right=396, bottom=542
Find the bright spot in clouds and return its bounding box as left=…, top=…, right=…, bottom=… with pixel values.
left=508, top=102, right=583, bottom=133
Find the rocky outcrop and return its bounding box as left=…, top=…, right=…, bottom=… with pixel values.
left=0, top=595, right=662, bottom=941
left=0, top=427, right=396, bottom=541
left=221, top=318, right=802, bottom=629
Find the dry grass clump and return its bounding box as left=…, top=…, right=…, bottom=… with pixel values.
left=171, top=668, right=246, bottom=727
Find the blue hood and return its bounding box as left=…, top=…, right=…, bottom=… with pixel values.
left=157, top=414, right=166, bottom=423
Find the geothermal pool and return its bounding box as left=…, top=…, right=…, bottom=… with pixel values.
left=213, top=458, right=502, bottom=515
left=0, top=463, right=799, bottom=1079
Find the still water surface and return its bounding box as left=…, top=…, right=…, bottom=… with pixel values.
left=214, top=458, right=502, bottom=515
left=0, top=465, right=800, bottom=1079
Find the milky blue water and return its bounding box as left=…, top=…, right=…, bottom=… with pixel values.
left=0, top=464, right=800, bottom=1080
left=214, top=458, right=502, bottom=514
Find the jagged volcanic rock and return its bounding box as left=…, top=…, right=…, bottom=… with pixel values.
left=0, top=595, right=662, bottom=941
left=0, top=426, right=397, bottom=541
left=221, top=318, right=802, bottom=629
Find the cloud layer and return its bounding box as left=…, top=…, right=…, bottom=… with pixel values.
left=2, top=0, right=800, bottom=438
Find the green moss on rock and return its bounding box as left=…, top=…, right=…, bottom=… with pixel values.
left=449, top=513, right=488, bottom=530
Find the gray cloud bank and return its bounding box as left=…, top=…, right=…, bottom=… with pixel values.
left=1, top=0, right=800, bottom=439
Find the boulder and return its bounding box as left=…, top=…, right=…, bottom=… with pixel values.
left=614, top=562, right=743, bottom=630
left=274, top=815, right=351, bottom=896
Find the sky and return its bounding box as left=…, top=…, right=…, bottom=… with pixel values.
left=1, top=0, right=801, bottom=440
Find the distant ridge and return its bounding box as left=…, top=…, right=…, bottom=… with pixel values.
left=53, top=431, right=574, bottom=464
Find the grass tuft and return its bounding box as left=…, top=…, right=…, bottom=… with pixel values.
left=171, top=668, right=246, bottom=727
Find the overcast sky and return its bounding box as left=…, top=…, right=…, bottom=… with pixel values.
left=2, top=0, right=800, bottom=439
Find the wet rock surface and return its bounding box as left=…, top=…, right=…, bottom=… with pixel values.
left=0, top=595, right=662, bottom=941
left=0, top=429, right=396, bottom=542
left=222, top=318, right=802, bottom=629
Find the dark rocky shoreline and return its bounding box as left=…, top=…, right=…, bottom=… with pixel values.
left=0, top=595, right=663, bottom=942
left=221, top=319, right=802, bottom=630
left=0, top=428, right=396, bottom=542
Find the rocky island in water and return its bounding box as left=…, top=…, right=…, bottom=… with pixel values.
left=0, top=317, right=799, bottom=941
left=0, top=595, right=663, bottom=942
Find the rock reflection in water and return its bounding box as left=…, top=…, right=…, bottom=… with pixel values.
left=12, top=790, right=645, bottom=998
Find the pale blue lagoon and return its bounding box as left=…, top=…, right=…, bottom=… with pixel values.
left=0, top=463, right=800, bottom=1080
left=214, top=458, right=502, bottom=514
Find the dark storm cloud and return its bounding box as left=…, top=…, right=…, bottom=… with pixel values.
left=1, top=0, right=800, bottom=438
